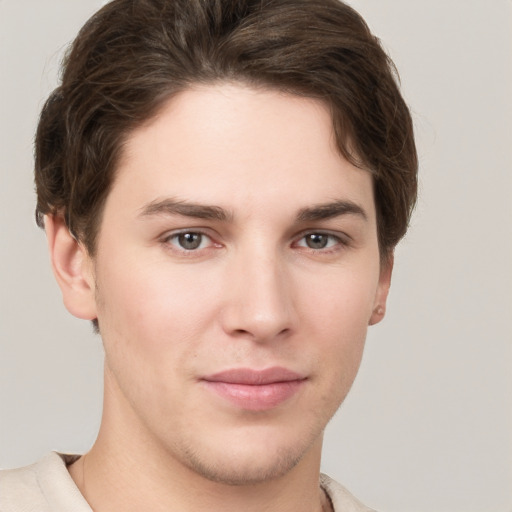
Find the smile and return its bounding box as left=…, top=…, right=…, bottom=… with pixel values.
left=201, top=367, right=307, bottom=411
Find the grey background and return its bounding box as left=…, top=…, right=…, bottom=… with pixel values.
left=1, top=1, right=511, bottom=511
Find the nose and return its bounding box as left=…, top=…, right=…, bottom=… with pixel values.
left=220, top=247, right=296, bottom=343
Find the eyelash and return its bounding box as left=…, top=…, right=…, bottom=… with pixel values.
left=160, top=229, right=349, bottom=255
left=162, top=230, right=219, bottom=253
left=293, top=231, right=348, bottom=253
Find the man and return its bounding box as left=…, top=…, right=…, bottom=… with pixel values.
left=0, top=0, right=417, bottom=510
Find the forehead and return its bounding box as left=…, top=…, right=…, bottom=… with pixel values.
left=109, top=83, right=375, bottom=221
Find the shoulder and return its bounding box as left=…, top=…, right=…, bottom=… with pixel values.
left=320, top=473, right=377, bottom=512
left=0, top=457, right=48, bottom=512
left=0, top=453, right=90, bottom=512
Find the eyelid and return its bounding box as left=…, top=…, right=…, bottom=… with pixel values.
left=293, top=229, right=351, bottom=250
left=160, top=228, right=221, bottom=252
left=158, top=227, right=351, bottom=255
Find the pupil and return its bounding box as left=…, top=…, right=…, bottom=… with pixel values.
left=307, top=234, right=328, bottom=249
left=178, top=233, right=201, bottom=250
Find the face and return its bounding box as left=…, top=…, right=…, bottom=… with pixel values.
left=81, top=84, right=391, bottom=484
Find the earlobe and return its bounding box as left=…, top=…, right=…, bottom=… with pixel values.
left=45, top=214, right=97, bottom=320
left=369, top=253, right=394, bottom=326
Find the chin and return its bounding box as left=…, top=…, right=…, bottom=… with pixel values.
left=180, top=442, right=308, bottom=486
left=163, top=418, right=323, bottom=486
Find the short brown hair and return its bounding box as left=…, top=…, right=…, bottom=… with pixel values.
left=35, top=0, right=417, bottom=257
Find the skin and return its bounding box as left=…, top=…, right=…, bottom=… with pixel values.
left=47, top=84, right=392, bottom=512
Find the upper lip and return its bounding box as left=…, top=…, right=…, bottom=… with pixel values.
left=202, top=367, right=306, bottom=385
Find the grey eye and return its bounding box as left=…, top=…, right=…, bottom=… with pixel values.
left=177, top=232, right=203, bottom=250
left=305, top=233, right=329, bottom=249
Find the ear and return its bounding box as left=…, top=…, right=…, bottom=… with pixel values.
left=369, top=253, right=394, bottom=326
left=45, top=214, right=97, bottom=320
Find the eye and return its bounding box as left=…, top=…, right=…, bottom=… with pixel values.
left=296, top=232, right=343, bottom=250
left=166, top=231, right=212, bottom=251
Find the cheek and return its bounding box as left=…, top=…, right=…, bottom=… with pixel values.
left=94, top=255, right=220, bottom=361
left=301, top=267, right=378, bottom=384
left=93, top=258, right=221, bottom=419
left=303, top=266, right=378, bottom=334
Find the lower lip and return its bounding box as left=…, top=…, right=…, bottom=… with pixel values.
left=202, top=380, right=305, bottom=411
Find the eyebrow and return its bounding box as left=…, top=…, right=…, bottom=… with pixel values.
left=139, top=198, right=231, bottom=221
left=139, top=198, right=367, bottom=223
left=296, top=200, right=368, bottom=222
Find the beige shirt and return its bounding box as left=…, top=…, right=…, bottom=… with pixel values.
left=0, top=452, right=375, bottom=512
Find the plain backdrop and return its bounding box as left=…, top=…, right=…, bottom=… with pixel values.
left=1, top=1, right=511, bottom=511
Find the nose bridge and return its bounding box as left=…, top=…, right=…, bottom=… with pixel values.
left=222, top=240, right=295, bottom=341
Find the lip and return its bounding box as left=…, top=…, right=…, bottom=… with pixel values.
left=201, top=367, right=307, bottom=411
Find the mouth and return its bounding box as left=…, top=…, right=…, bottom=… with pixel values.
left=201, top=367, right=307, bottom=411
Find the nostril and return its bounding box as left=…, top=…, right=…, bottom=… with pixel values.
left=230, top=326, right=292, bottom=342
left=233, top=328, right=250, bottom=336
